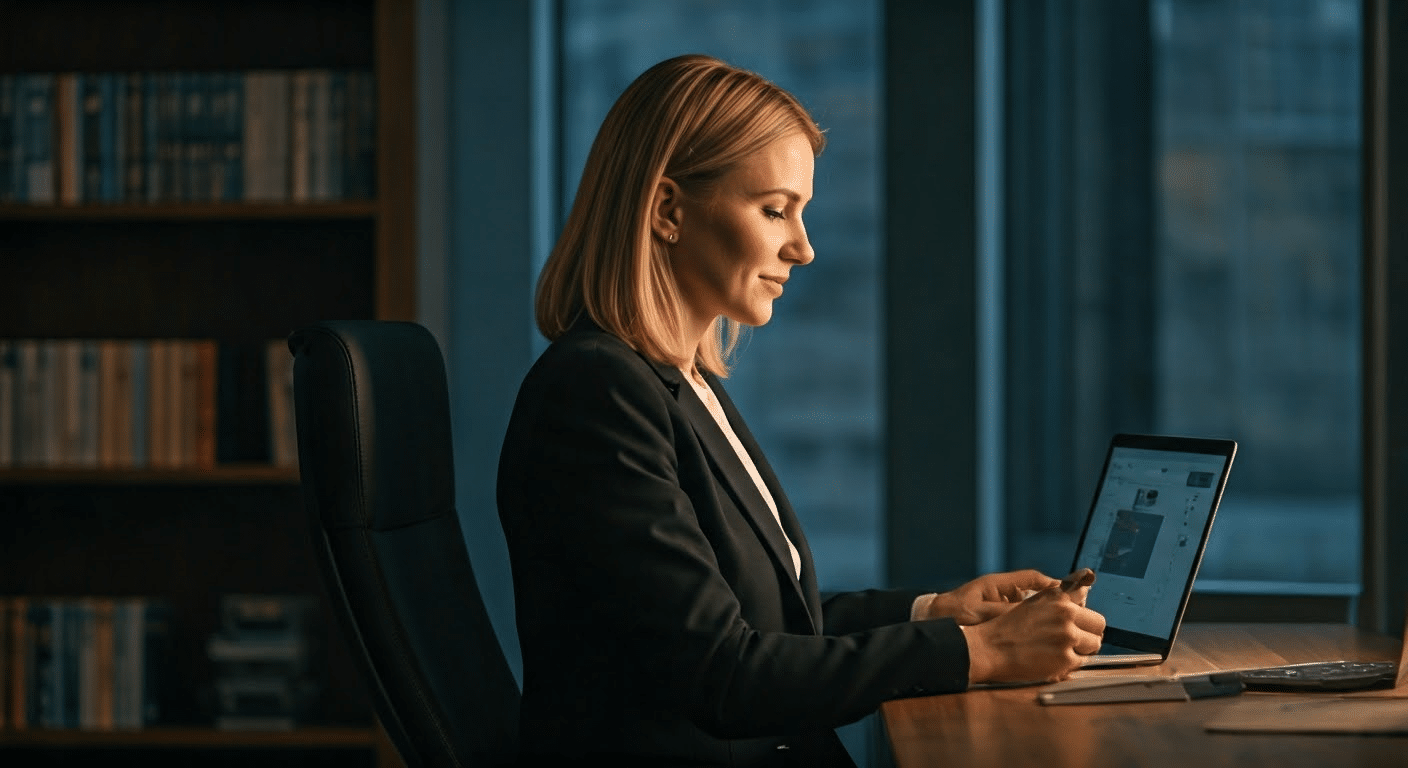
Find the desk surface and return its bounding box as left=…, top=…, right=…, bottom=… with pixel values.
left=881, top=623, right=1403, bottom=768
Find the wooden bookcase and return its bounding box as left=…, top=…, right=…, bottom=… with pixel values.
left=0, top=1, right=414, bottom=765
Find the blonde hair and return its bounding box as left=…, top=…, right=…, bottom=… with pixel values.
left=536, top=54, right=825, bottom=376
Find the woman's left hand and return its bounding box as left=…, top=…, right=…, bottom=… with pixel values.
left=919, top=569, right=1061, bottom=625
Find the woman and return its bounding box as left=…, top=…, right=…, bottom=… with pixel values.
left=497, top=54, right=1105, bottom=767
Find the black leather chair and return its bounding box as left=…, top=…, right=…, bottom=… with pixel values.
left=288, top=319, right=520, bottom=768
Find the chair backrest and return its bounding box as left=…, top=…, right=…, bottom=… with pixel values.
left=288, top=319, right=520, bottom=768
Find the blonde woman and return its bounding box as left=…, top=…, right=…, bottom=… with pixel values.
left=497, top=54, right=1105, bottom=767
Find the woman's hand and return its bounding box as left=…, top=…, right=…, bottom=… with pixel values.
left=961, top=586, right=1107, bottom=684
left=919, top=569, right=1061, bottom=625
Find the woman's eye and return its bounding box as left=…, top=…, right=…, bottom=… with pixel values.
left=763, top=208, right=785, bottom=220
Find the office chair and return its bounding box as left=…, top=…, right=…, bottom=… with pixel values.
left=288, top=320, right=520, bottom=768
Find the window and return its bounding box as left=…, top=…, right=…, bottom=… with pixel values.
left=1001, top=0, right=1362, bottom=598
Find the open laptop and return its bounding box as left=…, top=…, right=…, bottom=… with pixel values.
left=1069, top=433, right=1238, bottom=668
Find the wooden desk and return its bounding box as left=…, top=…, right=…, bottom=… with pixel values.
left=881, top=623, right=1403, bottom=768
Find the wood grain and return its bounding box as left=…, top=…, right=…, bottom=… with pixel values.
left=883, top=623, right=1404, bottom=768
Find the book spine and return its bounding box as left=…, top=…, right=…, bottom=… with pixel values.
left=214, top=72, right=242, bottom=202
left=289, top=70, right=310, bottom=203
left=143, top=74, right=162, bottom=202
left=123, top=73, right=145, bottom=202
left=96, top=339, right=121, bottom=467
left=76, top=340, right=100, bottom=466
left=146, top=339, right=168, bottom=468
left=56, top=73, right=81, bottom=205
left=0, top=339, right=15, bottom=468
left=93, top=599, right=115, bottom=730
left=178, top=340, right=199, bottom=466
left=194, top=340, right=218, bottom=469
left=0, top=598, right=8, bottom=730
left=326, top=71, right=346, bottom=201
left=20, top=73, right=56, bottom=203
left=17, top=340, right=57, bottom=467
left=11, top=596, right=29, bottom=730
left=52, top=339, right=81, bottom=466
left=140, top=600, right=170, bottom=725
left=266, top=339, right=297, bottom=467
left=129, top=339, right=149, bottom=468
left=111, top=599, right=131, bottom=728
left=184, top=72, right=209, bottom=202
left=101, top=74, right=122, bottom=203
left=0, top=76, right=14, bottom=202
left=78, top=599, right=96, bottom=729
left=81, top=73, right=104, bottom=203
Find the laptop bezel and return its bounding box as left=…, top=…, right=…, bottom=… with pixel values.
left=1069, top=433, right=1238, bottom=664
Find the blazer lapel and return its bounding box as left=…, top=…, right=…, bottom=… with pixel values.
left=646, top=358, right=821, bottom=631
left=707, top=377, right=825, bottom=626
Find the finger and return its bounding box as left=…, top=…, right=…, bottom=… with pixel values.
left=973, top=600, right=1020, bottom=622
left=1010, top=568, right=1061, bottom=591
left=1063, top=584, right=1092, bottom=606
left=1073, top=627, right=1104, bottom=656
left=1072, top=605, right=1107, bottom=636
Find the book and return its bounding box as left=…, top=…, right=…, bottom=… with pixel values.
left=146, top=339, right=171, bottom=467
left=0, top=339, right=16, bottom=467
left=75, top=340, right=101, bottom=466
left=97, top=340, right=130, bottom=467
left=266, top=339, right=297, bottom=467
left=51, top=339, right=82, bottom=465
left=16, top=339, right=56, bottom=466
left=123, top=73, right=146, bottom=201
left=289, top=70, right=311, bottom=202
left=17, top=73, right=56, bottom=203
left=130, top=339, right=150, bottom=468
left=55, top=73, right=81, bottom=205
left=80, top=73, right=105, bottom=203
left=0, top=76, right=15, bottom=202
left=0, top=599, right=8, bottom=729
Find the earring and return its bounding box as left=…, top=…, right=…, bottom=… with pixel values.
left=668, top=233, right=677, bottom=243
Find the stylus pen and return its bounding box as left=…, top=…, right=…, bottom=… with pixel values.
left=1061, top=567, right=1096, bottom=593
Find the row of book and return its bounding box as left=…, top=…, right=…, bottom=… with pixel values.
left=1, top=596, right=171, bottom=730
left=207, top=594, right=321, bottom=731
left=0, top=69, right=376, bottom=205
left=0, top=338, right=297, bottom=470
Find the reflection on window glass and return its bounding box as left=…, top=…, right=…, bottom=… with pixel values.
left=1002, top=0, right=1361, bottom=594
left=561, top=1, right=882, bottom=590
left=1153, top=0, right=1360, bottom=589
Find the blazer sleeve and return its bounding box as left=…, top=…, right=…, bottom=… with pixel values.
left=498, top=336, right=970, bottom=739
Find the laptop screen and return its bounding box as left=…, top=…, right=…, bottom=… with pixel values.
left=1073, top=443, right=1231, bottom=643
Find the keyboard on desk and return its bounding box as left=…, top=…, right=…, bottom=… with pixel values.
left=1235, top=660, right=1398, bottom=692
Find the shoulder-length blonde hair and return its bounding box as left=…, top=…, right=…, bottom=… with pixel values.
left=535, top=54, right=825, bottom=376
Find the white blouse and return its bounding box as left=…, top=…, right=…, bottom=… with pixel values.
left=682, top=369, right=803, bottom=581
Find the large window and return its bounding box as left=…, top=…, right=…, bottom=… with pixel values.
left=560, top=0, right=884, bottom=591
left=1002, top=0, right=1362, bottom=597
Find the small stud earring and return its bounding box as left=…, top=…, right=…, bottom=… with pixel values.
left=668, top=233, right=677, bottom=243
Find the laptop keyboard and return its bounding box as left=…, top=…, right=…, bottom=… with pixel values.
left=1236, top=661, right=1398, bottom=692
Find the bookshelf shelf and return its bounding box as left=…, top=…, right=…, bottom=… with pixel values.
left=0, top=464, right=300, bottom=486
left=0, top=1, right=413, bottom=766
left=0, top=725, right=378, bottom=748
left=0, top=202, right=377, bottom=222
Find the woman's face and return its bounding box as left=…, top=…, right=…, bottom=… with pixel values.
left=669, top=132, right=815, bottom=333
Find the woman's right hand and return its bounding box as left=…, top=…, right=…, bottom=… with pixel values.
left=961, top=586, right=1106, bottom=685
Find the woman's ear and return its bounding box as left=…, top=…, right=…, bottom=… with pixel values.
left=650, top=177, right=683, bottom=243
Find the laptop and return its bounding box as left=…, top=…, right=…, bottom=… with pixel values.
left=1069, top=433, right=1238, bottom=668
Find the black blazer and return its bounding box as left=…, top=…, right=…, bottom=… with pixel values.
left=497, top=321, right=970, bottom=767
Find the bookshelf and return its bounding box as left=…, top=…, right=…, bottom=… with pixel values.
left=0, top=1, right=414, bottom=766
